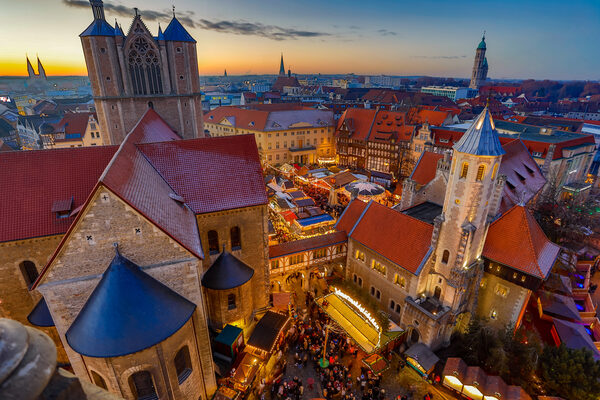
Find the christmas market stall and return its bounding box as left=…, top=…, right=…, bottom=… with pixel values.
left=404, top=342, right=439, bottom=377
left=315, top=287, right=403, bottom=370
left=246, top=311, right=291, bottom=360
left=212, top=385, right=240, bottom=400
left=230, top=353, right=261, bottom=393
left=214, top=324, right=244, bottom=361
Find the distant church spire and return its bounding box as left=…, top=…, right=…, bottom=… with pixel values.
left=279, top=53, right=285, bottom=76
left=89, top=0, right=105, bottom=21
left=37, top=56, right=46, bottom=79
left=224, top=69, right=228, bottom=77
left=26, top=55, right=35, bottom=78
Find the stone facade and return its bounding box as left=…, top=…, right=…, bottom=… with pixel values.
left=0, top=235, right=69, bottom=363
left=476, top=272, right=531, bottom=329
left=196, top=205, right=270, bottom=314
left=36, top=187, right=217, bottom=399
left=204, top=282, right=254, bottom=332
left=80, top=11, right=203, bottom=144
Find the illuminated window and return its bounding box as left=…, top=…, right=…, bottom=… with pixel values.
left=521, top=275, right=526, bottom=282
left=494, top=283, right=509, bottom=298
left=270, top=260, right=279, bottom=270
left=490, top=309, right=498, bottom=320
left=491, top=163, right=499, bottom=179
left=476, top=165, right=486, bottom=181
left=460, top=162, right=469, bottom=179
left=371, top=260, right=386, bottom=275
left=394, top=274, right=406, bottom=288
left=354, top=250, right=365, bottom=262
left=289, top=254, right=304, bottom=265
left=314, top=248, right=327, bottom=259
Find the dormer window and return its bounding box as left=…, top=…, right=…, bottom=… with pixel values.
left=51, top=197, right=73, bottom=219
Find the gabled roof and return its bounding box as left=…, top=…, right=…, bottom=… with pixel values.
left=553, top=318, right=600, bottom=359
left=415, top=109, right=452, bottom=126
left=0, top=145, right=117, bottom=243
left=201, top=249, right=255, bottom=290
left=247, top=311, right=290, bottom=352
left=269, top=231, right=347, bottom=258
left=52, top=112, right=95, bottom=135
left=349, top=201, right=433, bottom=275
left=163, top=17, right=196, bottom=42
left=272, top=76, right=301, bottom=91
left=137, top=134, right=267, bottom=214
left=336, top=108, right=411, bottom=144
left=453, top=107, right=505, bottom=156
left=483, top=205, right=559, bottom=279
left=99, top=108, right=204, bottom=258
left=335, top=199, right=367, bottom=233
left=410, top=152, right=444, bottom=185
left=65, top=248, right=196, bottom=357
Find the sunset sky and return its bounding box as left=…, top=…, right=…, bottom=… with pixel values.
left=1, top=0, right=599, bottom=79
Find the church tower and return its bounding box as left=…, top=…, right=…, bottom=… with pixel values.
left=429, top=107, right=505, bottom=322
left=469, top=34, right=488, bottom=89
left=80, top=0, right=203, bottom=144
left=279, top=53, right=285, bottom=76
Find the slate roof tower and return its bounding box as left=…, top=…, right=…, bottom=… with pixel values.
left=469, top=34, right=488, bottom=89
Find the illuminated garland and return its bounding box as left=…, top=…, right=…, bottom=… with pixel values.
left=332, top=287, right=381, bottom=346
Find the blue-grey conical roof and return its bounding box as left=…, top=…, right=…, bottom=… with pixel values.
left=163, top=17, right=196, bottom=42
left=66, top=248, right=196, bottom=358
left=80, top=19, right=115, bottom=37
left=201, top=249, right=254, bottom=290
left=114, top=21, right=124, bottom=37
left=453, top=107, right=505, bottom=157
left=27, top=298, right=54, bottom=327
left=477, top=35, right=486, bottom=49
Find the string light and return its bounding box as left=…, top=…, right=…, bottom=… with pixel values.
left=332, top=287, right=381, bottom=346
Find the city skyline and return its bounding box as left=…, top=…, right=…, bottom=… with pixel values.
left=1, top=0, right=599, bottom=80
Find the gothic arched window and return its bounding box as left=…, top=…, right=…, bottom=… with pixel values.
left=476, top=165, right=486, bottom=181
left=128, top=37, right=163, bottom=95
left=491, top=163, right=499, bottom=180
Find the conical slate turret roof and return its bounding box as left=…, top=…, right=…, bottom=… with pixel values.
left=453, top=107, right=505, bottom=156
left=163, top=17, right=196, bottom=42
left=201, top=248, right=254, bottom=290
left=478, top=35, right=486, bottom=49
left=66, top=247, right=196, bottom=358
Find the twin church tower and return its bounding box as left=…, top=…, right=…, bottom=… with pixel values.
left=81, top=0, right=203, bottom=144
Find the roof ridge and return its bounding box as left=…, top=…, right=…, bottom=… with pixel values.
left=518, top=206, right=542, bottom=276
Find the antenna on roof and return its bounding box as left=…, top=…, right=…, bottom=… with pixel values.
left=172, top=5, right=176, bottom=17
left=134, top=7, right=139, bottom=17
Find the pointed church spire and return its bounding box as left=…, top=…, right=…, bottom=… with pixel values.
left=26, top=55, right=35, bottom=78
left=453, top=106, right=504, bottom=156
left=114, top=19, right=124, bottom=36
left=157, top=23, right=164, bottom=40
left=279, top=53, right=285, bottom=76
left=37, top=56, right=46, bottom=79
left=224, top=69, right=228, bottom=77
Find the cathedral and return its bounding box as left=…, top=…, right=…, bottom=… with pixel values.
left=469, top=34, right=488, bottom=89
left=80, top=0, right=204, bottom=144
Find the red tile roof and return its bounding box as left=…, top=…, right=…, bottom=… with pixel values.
left=483, top=205, right=560, bottom=279
left=138, top=134, right=267, bottom=214
left=349, top=201, right=433, bottom=274
left=335, top=199, right=367, bottom=234
left=410, top=152, right=444, bottom=185
left=269, top=231, right=347, bottom=258
left=271, top=76, right=301, bottom=92
left=204, top=106, right=270, bottom=131
left=0, top=145, right=117, bottom=243
left=415, top=109, right=451, bottom=126
left=53, top=112, right=96, bottom=135
left=99, top=108, right=203, bottom=259
left=431, top=128, right=464, bottom=148
left=336, top=108, right=412, bottom=144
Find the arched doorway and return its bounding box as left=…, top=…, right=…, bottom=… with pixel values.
left=433, top=286, right=442, bottom=300
left=407, top=327, right=420, bottom=346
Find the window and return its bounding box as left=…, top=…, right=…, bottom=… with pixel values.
left=376, top=290, right=381, bottom=300
left=90, top=123, right=97, bottom=130
left=395, top=304, right=401, bottom=314
left=394, top=274, right=406, bottom=288
left=271, top=260, right=279, bottom=270
left=353, top=274, right=357, bottom=283
left=459, top=162, right=469, bottom=179
left=371, top=260, right=386, bottom=275
left=354, top=250, right=365, bottom=262
left=230, top=226, right=241, bottom=250
left=389, top=299, right=396, bottom=310
left=129, top=371, right=157, bottom=400
left=208, top=230, right=219, bottom=255
left=358, top=277, right=363, bottom=287
left=314, top=248, right=326, bottom=259
left=289, top=254, right=303, bottom=265
left=19, top=261, right=38, bottom=288
left=175, top=346, right=194, bottom=383
left=128, top=37, right=163, bottom=95
left=227, top=293, right=236, bottom=310
left=370, top=286, right=375, bottom=296
left=433, top=286, right=442, bottom=300
left=91, top=371, right=107, bottom=390
left=491, top=163, right=499, bottom=179
left=494, top=283, right=509, bottom=298
left=490, top=309, right=498, bottom=320
left=476, top=165, right=486, bottom=181
left=441, top=250, right=449, bottom=264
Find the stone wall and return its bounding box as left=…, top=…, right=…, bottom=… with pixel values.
left=37, top=186, right=216, bottom=397
left=196, top=205, right=270, bottom=311
left=204, top=282, right=254, bottom=332
left=476, top=272, right=530, bottom=329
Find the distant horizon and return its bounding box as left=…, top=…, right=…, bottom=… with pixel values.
left=2, top=0, right=599, bottom=80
